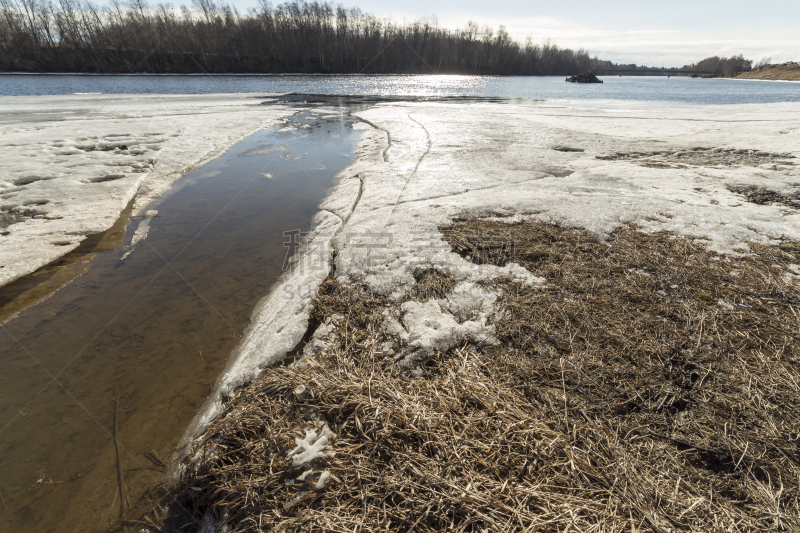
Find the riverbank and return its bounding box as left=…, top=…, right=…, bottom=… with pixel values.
left=165, top=223, right=800, bottom=532
left=151, top=99, right=800, bottom=531
left=736, top=64, right=800, bottom=81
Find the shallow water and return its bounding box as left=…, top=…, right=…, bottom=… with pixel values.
left=0, top=109, right=358, bottom=532
left=1, top=73, right=799, bottom=105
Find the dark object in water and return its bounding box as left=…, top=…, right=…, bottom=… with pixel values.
left=565, top=72, right=603, bottom=83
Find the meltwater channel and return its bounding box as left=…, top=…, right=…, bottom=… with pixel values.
left=0, top=108, right=358, bottom=533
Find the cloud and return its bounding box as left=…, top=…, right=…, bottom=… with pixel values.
left=226, top=0, right=799, bottom=66
left=426, top=14, right=799, bottom=66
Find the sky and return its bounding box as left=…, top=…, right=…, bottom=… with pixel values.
left=229, top=0, right=800, bottom=67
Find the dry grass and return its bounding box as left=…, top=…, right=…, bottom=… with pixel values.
left=728, top=186, right=800, bottom=209
left=449, top=220, right=800, bottom=531
left=596, top=148, right=795, bottom=169
left=136, top=221, right=800, bottom=532
left=736, top=66, right=800, bottom=81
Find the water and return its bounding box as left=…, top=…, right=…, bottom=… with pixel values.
left=1, top=73, right=799, bottom=105
left=0, top=109, right=359, bottom=532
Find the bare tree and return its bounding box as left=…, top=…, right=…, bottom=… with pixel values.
left=0, top=0, right=609, bottom=74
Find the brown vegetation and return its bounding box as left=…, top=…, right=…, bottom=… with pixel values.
left=134, top=221, right=800, bottom=532
left=597, top=147, right=795, bottom=170
left=737, top=65, right=800, bottom=81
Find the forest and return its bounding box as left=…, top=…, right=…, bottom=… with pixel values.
left=682, top=55, right=752, bottom=76
left=0, top=0, right=617, bottom=74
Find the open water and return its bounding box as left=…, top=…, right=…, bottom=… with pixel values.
left=1, top=73, right=799, bottom=105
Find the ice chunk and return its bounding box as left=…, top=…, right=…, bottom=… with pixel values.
left=121, top=210, right=158, bottom=260
left=238, top=144, right=288, bottom=157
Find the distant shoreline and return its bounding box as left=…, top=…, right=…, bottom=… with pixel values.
left=3, top=71, right=799, bottom=83
left=730, top=77, right=800, bottom=83
left=0, top=72, right=478, bottom=77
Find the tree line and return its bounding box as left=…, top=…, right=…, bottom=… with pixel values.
left=0, top=0, right=618, bottom=74
left=682, top=55, right=752, bottom=76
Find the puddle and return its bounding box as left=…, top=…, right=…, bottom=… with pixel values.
left=0, top=109, right=359, bottom=532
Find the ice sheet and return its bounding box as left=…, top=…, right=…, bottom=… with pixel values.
left=0, top=93, right=293, bottom=286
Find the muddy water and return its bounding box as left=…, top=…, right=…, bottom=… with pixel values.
left=0, top=109, right=359, bottom=532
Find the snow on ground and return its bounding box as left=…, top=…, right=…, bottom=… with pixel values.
left=172, top=98, right=800, bottom=475
left=343, top=100, right=800, bottom=264
left=0, top=93, right=293, bottom=286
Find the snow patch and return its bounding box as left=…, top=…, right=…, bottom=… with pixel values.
left=288, top=425, right=336, bottom=467
left=315, top=470, right=333, bottom=490
left=383, top=282, right=501, bottom=366
left=717, top=298, right=735, bottom=311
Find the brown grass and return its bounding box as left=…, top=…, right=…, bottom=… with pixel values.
left=736, top=65, right=800, bottom=81
left=134, top=221, right=800, bottom=532
left=450, top=220, right=800, bottom=530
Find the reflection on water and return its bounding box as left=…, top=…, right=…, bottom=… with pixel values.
left=0, top=109, right=358, bottom=533
left=1, top=73, right=799, bottom=104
